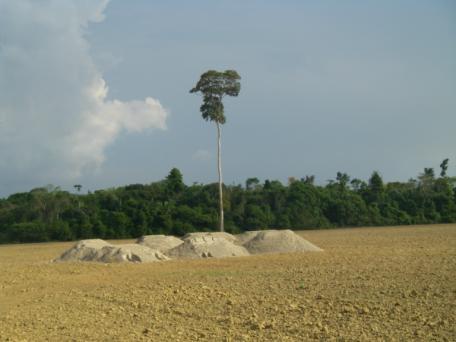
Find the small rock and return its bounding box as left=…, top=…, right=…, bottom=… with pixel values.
left=360, top=307, right=370, bottom=314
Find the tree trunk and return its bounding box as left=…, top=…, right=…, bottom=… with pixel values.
left=216, top=122, right=224, bottom=232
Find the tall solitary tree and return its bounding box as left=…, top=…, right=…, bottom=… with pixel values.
left=73, top=184, right=82, bottom=208
left=190, top=70, right=241, bottom=232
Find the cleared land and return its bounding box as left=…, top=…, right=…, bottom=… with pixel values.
left=0, top=225, right=455, bottom=341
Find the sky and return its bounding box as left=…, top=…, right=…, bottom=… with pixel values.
left=0, top=0, right=455, bottom=196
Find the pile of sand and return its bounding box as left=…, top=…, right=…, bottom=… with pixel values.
left=166, top=233, right=249, bottom=259
left=237, top=230, right=323, bottom=254
left=182, top=232, right=237, bottom=243
left=136, top=235, right=183, bottom=253
left=99, top=244, right=169, bottom=263
left=56, top=230, right=322, bottom=263
left=55, top=239, right=112, bottom=262
left=234, top=231, right=260, bottom=245
left=54, top=240, right=167, bottom=263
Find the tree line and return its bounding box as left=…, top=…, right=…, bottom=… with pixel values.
left=0, top=160, right=454, bottom=243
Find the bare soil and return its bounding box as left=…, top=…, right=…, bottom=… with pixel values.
left=0, top=224, right=455, bottom=341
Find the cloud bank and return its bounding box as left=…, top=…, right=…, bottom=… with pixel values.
left=0, top=0, right=167, bottom=188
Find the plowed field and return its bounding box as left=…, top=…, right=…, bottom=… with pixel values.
left=0, top=225, right=455, bottom=341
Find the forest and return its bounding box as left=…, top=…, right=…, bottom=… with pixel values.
left=0, top=160, right=454, bottom=243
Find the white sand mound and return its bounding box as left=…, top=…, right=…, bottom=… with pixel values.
left=136, top=235, right=183, bottom=252
left=55, top=240, right=168, bottom=263
left=234, top=231, right=260, bottom=245
left=166, top=234, right=249, bottom=259
left=55, top=230, right=322, bottom=263
left=183, top=232, right=237, bottom=243
left=239, top=230, right=323, bottom=254
left=99, top=244, right=169, bottom=263
left=55, top=239, right=112, bottom=262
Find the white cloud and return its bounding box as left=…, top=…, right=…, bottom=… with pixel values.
left=0, top=0, right=167, bottom=185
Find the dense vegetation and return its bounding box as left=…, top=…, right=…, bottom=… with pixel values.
left=0, top=161, right=455, bottom=243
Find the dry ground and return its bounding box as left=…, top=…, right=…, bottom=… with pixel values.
left=0, top=225, right=455, bottom=341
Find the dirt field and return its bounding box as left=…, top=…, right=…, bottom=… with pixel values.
left=0, top=225, right=455, bottom=341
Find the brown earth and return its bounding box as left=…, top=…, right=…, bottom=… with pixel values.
left=0, top=224, right=455, bottom=341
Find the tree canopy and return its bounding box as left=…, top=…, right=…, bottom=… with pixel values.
left=0, top=161, right=455, bottom=244
left=190, top=70, right=241, bottom=124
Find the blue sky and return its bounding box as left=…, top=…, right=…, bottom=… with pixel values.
left=0, top=0, right=455, bottom=195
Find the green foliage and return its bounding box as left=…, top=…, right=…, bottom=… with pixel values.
left=0, top=163, right=455, bottom=244
left=7, top=221, right=49, bottom=243
left=440, top=158, right=449, bottom=178
left=166, top=168, right=185, bottom=195
left=190, top=70, right=241, bottom=124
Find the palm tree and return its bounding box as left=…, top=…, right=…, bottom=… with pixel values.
left=190, top=70, right=241, bottom=232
